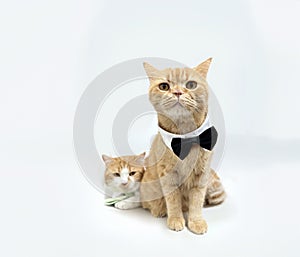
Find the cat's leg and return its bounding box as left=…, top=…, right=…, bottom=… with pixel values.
left=165, top=190, right=185, bottom=231
left=142, top=198, right=167, bottom=217
left=160, top=170, right=185, bottom=231
left=187, top=186, right=208, bottom=234
left=140, top=168, right=167, bottom=217
left=181, top=193, right=189, bottom=212
left=140, top=186, right=166, bottom=217
left=205, top=169, right=226, bottom=206
left=187, top=149, right=213, bottom=234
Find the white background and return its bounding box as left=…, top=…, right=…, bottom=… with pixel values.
left=1, top=0, right=300, bottom=256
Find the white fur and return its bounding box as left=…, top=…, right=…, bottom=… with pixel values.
left=114, top=192, right=141, bottom=210
left=105, top=168, right=142, bottom=209
left=120, top=168, right=129, bottom=184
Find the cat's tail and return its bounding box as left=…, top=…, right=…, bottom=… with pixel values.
left=204, top=169, right=226, bottom=207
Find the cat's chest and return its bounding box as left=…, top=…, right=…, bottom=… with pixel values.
left=177, top=145, right=212, bottom=188
left=153, top=133, right=204, bottom=163
left=149, top=133, right=212, bottom=176
left=177, top=145, right=203, bottom=174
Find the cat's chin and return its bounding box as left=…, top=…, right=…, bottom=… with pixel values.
left=165, top=102, right=193, bottom=116
left=163, top=101, right=185, bottom=112
left=173, top=102, right=184, bottom=108
left=120, top=189, right=134, bottom=195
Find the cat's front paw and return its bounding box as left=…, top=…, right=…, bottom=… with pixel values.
left=115, top=201, right=132, bottom=210
left=167, top=216, right=185, bottom=231
left=115, top=200, right=140, bottom=210
left=188, top=219, right=208, bottom=234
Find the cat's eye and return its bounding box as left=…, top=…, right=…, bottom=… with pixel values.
left=158, top=83, right=170, bottom=91
left=185, top=81, right=197, bottom=90
left=129, top=172, right=136, bottom=176
left=113, top=173, right=120, bottom=177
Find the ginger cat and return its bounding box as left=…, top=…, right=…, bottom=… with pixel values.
left=102, top=153, right=145, bottom=209
left=140, top=58, right=225, bottom=234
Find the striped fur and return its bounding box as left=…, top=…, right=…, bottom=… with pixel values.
left=205, top=169, right=226, bottom=206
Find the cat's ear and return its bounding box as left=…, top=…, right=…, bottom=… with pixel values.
left=143, top=62, right=163, bottom=80
left=134, top=152, right=146, bottom=165
left=193, top=58, right=212, bottom=79
left=102, top=154, right=113, bottom=166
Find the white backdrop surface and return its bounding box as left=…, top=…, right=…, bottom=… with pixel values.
left=0, top=0, right=300, bottom=257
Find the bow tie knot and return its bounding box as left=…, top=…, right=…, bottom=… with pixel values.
left=171, top=126, right=218, bottom=160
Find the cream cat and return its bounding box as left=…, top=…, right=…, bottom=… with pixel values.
left=102, top=153, right=145, bottom=210
left=140, top=58, right=225, bottom=234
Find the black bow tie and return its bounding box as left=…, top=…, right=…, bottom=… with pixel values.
left=171, top=126, right=218, bottom=160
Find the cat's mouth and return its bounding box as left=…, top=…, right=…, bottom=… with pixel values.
left=163, top=98, right=190, bottom=111
left=173, top=100, right=185, bottom=108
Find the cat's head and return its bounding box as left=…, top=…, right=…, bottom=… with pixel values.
left=102, top=153, right=145, bottom=193
left=143, top=58, right=212, bottom=133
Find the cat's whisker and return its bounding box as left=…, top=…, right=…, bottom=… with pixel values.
left=180, top=98, right=197, bottom=108
left=163, top=100, right=176, bottom=106
left=162, top=98, right=178, bottom=108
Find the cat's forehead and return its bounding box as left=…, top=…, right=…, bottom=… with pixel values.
left=107, top=157, right=143, bottom=170
left=161, top=67, right=203, bottom=83
left=108, top=158, right=128, bottom=168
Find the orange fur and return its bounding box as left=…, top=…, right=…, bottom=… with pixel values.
left=103, top=153, right=145, bottom=195
left=140, top=59, right=225, bottom=234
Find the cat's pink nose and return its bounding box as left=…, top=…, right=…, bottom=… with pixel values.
left=173, top=91, right=183, bottom=97
left=121, top=182, right=128, bottom=185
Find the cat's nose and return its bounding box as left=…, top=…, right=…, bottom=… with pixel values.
left=173, top=91, right=183, bottom=97
left=121, top=181, right=128, bottom=185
